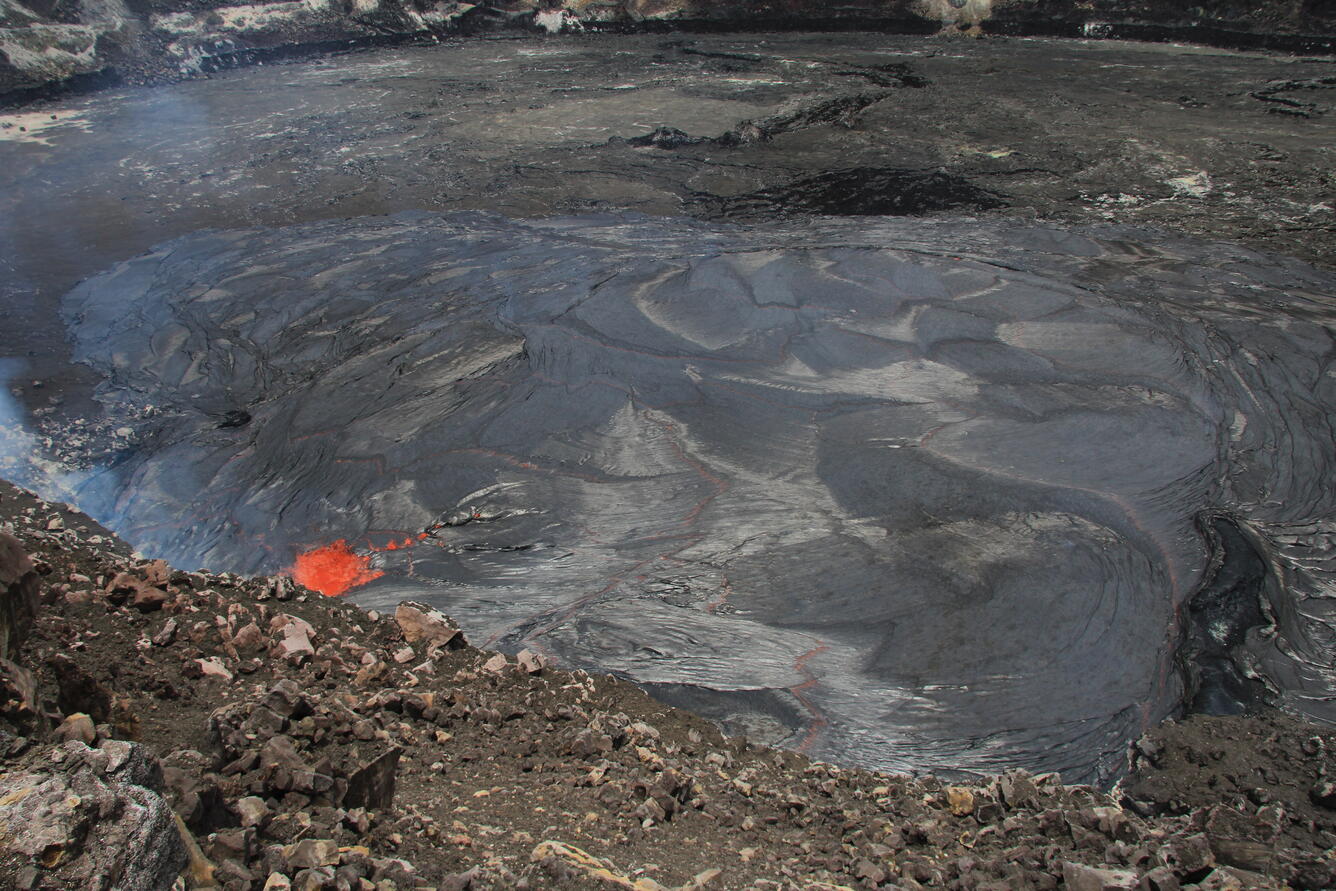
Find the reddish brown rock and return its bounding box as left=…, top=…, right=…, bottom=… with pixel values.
left=232, top=622, right=267, bottom=654
left=516, top=649, right=548, bottom=675
left=131, top=586, right=169, bottom=613
left=0, top=657, right=38, bottom=730
left=394, top=602, right=465, bottom=653
left=276, top=626, right=314, bottom=665
left=54, top=712, right=95, bottom=744
left=0, top=532, right=38, bottom=662
left=143, top=559, right=170, bottom=587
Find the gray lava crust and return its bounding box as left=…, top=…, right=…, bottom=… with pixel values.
left=58, top=211, right=1336, bottom=784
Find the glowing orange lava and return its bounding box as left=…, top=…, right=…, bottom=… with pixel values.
left=290, top=539, right=384, bottom=597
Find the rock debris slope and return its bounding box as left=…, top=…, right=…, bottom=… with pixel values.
left=1, top=480, right=1334, bottom=890
left=59, top=212, right=1336, bottom=784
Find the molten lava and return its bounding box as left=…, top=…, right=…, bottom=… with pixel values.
left=290, top=539, right=384, bottom=597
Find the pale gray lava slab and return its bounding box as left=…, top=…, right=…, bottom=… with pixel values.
left=62, top=212, right=1336, bottom=782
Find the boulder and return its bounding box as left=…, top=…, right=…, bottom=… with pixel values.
left=195, top=658, right=233, bottom=682
left=269, top=613, right=315, bottom=640
left=394, top=602, right=465, bottom=652
left=0, top=532, right=39, bottom=662
left=54, top=713, right=96, bottom=744
left=516, top=649, right=548, bottom=675
left=152, top=618, right=179, bottom=646
left=131, top=586, right=169, bottom=613
left=262, top=680, right=310, bottom=719
left=232, top=622, right=267, bottom=654
left=292, top=866, right=335, bottom=891
left=0, top=741, right=186, bottom=891
left=236, top=795, right=272, bottom=829
left=276, top=626, right=314, bottom=665
left=143, top=559, right=170, bottom=587
left=1309, top=780, right=1336, bottom=810
left=997, top=769, right=1040, bottom=810
left=343, top=747, right=401, bottom=811
left=105, top=571, right=148, bottom=604
left=946, top=786, right=976, bottom=817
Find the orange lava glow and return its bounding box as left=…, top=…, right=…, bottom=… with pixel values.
left=290, top=539, right=384, bottom=597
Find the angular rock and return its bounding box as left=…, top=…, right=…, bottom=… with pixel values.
left=855, top=858, right=888, bottom=884
left=284, top=838, right=339, bottom=870
left=263, top=679, right=310, bottom=719
left=152, top=618, right=179, bottom=647
left=1159, top=833, right=1215, bottom=875
left=516, top=649, right=548, bottom=675
left=946, top=786, right=976, bottom=817
left=277, top=626, right=315, bottom=665
left=83, top=739, right=164, bottom=789
left=131, top=585, right=169, bottom=613
left=1309, top=780, right=1336, bottom=810
left=232, top=622, right=267, bottom=654
left=236, top=795, right=272, bottom=829
left=270, top=613, right=316, bottom=640
left=394, top=602, right=465, bottom=652
left=1062, top=861, right=1139, bottom=891
left=143, top=559, right=170, bottom=587
left=441, top=866, right=482, bottom=891
left=0, top=532, right=38, bottom=662
left=1139, top=866, right=1180, bottom=891
left=0, top=657, right=39, bottom=731
left=105, top=571, right=148, bottom=603
left=568, top=729, right=614, bottom=759
left=260, top=733, right=306, bottom=766
left=998, top=770, right=1040, bottom=810
left=1209, top=838, right=1273, bottom=874
left=196, top=657, right=233, bottom=682
left=343, top=747, right=400, bottom=811
left=244, top=706, right=286, bottom=739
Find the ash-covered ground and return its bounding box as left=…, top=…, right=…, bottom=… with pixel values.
left=1, top=32, right=1335, bottom=784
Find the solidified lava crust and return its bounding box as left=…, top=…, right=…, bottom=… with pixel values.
left=57, top=211, right=1336, bottom=785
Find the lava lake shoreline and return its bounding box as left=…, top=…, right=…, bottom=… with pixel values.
left=2, top=479, right=1336, bottom=890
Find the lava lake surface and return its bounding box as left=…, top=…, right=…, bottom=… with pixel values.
left=58, top=211, right=1336, bottom=784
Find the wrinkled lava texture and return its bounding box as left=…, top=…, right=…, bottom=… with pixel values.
left=57, top=211, right=1336, bottom=785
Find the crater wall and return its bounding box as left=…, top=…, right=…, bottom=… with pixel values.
left=4, top=0, right=1336, bottom=101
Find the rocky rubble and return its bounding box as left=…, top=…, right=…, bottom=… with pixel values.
left=0, top=477, right=1333, bottom=890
